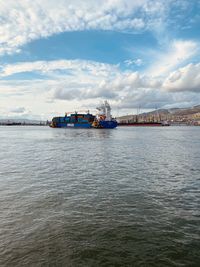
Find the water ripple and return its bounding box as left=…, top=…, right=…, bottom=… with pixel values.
left=0, top=126, right=199, bottom=266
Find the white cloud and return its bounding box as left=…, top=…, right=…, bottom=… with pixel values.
left=124, top=58, right=143, bottom=66
left=0, top=0, right=174, bottom=55
left=0, top=60, right=118, bottom=78
left=9, top=107, right=26, bottom=113
left=148, top=40, right=198, bottom=77
left=163, top=63, right=200, bottom=92
left=116, top=89, right=200, bottom=110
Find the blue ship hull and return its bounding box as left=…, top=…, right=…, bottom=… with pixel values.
left=99, top=120, right=118, bottom=129
left=55, top=123, right=92, bottom=128
left=54, top=121, right=117, bottom=129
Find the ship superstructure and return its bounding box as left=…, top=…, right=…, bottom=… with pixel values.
left=92, top=101, right=117, bottom=128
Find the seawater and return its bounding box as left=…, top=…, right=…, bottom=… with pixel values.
left=0, top=126, right=199, bottom=267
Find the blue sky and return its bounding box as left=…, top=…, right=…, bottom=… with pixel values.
left=0, top=0, right=200, bottom=119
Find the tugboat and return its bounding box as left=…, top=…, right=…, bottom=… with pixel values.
left=50, top=101, right=117, bottom=129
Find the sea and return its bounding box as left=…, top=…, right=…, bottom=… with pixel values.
left=0, top=126, right=199, bottom=267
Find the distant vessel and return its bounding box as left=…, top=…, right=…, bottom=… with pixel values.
left=117, top=114, right=170, bottom=127
left=118, top=122, right=170, bottom=127
left=50, top=101, right=117, bottom=129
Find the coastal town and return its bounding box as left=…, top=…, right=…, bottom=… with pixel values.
left=117, top=105, right=200, bottom=126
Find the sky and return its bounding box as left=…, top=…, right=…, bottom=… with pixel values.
left=1, top=0, right=200, bottom=120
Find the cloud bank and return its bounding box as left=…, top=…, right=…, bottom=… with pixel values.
left=0, top=0, right=183, bottom=55
left=1, top=59, right=200, bottom=116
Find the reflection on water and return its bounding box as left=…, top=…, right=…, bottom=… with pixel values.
left=52, top=127, right=114, bottom=139
left=0, top=126, right=200, bottom=267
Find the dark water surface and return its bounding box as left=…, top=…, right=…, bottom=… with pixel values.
left=0, top=126, right=199, bottom=267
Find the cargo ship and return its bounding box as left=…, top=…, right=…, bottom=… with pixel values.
left=50, top=101, right=117, bottom=129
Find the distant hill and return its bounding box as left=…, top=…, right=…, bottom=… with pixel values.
left=117, top=105, right=200, bottom=125
left=0, top=118, right=47, bottom=125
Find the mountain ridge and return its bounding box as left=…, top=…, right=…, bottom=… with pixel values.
left=117, top=105, right=200, bottom=125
